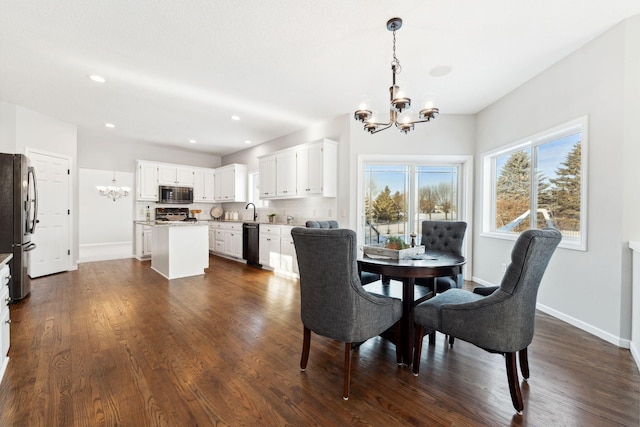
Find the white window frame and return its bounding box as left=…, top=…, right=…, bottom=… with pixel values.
left=357, top=154, right=473, bottom=279
left=481, top=116, right=588, bottom=251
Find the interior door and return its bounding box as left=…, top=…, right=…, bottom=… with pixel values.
left=27, top=150, right=70, bottom=278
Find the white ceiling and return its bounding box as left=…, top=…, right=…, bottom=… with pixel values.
left=1, top=1, right=639, bottom=156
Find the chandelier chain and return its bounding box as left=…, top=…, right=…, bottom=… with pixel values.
left=391, top=29, right=401, bottom=74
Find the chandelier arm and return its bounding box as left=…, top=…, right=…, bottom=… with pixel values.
left=369, top=123, right=394, bottom=134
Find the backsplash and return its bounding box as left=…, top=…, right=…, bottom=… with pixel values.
left=135, top=197, right=338, bottom=225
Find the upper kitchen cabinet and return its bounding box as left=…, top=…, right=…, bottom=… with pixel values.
left=158, top=164, right=194, bottom=187
left=296, top=139, right=337, bottom=197
left=258, top=155, right=277, bottom=198
left=257, top=138, right=337, bottom=199
left=193, top=168, right=216, bottom=203
left=137, top=161, right=159, bottom=201
left=276, top=150, right=296, bottom=197
left=214, top=164, right=247, bottom=202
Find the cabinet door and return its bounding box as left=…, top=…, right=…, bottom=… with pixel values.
left=142, top=229, right=152, bottom=256
left=138, top=162, right=158, bottom=200
left=296, top=147, right=310, bottom=195
left=176, top=167, right=194, bottom=186
left=224, top=229, right=242, bottom=258
left=260, top=235, right=281, bottom=268
left=1, top=298, right=10, bottom=359
left=258, top=156, right=277, bottom=198
left=280, top=236, right=298, bottom=274
left=276, top=151, right=296, bottom=197
left=306, top=143, right=324, bottom=194
left=215, top=168, right=234, bottom=201
left=194, top=169, right=215, bottom=202
left=158, top=165, right=178, bottom=185
left=208, top=227, right=216, bottom=251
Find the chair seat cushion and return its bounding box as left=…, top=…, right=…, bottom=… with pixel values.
left=414, top=289, right=484, bottom=331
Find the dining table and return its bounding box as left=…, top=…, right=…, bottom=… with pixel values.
left=358, top=250, right=466, bottom=365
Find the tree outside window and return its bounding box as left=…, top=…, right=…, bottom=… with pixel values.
left=486, top=116, right=586, bottom=249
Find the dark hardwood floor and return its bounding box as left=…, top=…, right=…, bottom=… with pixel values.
left=0, top=255, right=638, bottom=426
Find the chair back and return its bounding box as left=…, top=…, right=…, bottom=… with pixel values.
left=421, top=221, right=467, bottom=255
left=477, top=228, right=561, bottom=350
left=305, top=220, right=339, bottom=229
left=292, top=227, right=385, bottom=342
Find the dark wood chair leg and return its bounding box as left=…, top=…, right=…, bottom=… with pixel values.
left=448, top=335, right=455, bottom=347
left=343, top=343, right=351, bottom=400
left=395, top=321, right=403, bottom=365
left=505, top=352, right=524, bottom=413
left=300, top=326, right=311, bottom=371
left=412, top=325, right=425, bottom=376
left=428, top=331, right=436, bottom=345
left=519, top=347, right=530, bottom=380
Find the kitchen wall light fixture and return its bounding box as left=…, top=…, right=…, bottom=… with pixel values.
left=97, top=171, right=131, bottom=201
left=353, top=17, right=439, bottom=134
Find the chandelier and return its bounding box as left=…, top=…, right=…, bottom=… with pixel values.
left=97, top=171, right=131, bottom=201
left=354, top=17, right=439, bottom=134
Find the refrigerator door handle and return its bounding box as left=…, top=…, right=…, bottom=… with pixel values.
left=24, top=242, right=37, bottom=252
left=28, top=166, right=38, bottom=234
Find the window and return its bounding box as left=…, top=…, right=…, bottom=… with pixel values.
left=482, top=116, right=587, bottom=250
left=247, top=172, right=267, bottom=208
left=359, top=156, right=471, bottom=246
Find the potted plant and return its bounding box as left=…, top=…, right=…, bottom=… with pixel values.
left=268, top=213, right=277, bottom=223
left=385, top=236, right=408, bottom=250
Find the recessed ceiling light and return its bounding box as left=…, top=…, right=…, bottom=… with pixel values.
left=189, top=139, right=196, bottom=144
left=89, top=74, right=106, bottom=83
left=105, top=123, right=115, bottom=128
left=244, top=140, right=251, bottom=144
left=231, top=115, right=240, bottom=121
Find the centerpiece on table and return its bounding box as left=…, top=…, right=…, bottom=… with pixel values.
left=363, top=236, right=425, bottom=259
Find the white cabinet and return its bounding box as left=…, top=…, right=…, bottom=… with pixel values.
left=208, top=226, right=216, bottom=252
left=158, top=165, right=194, bottom=187
left=257, top=138, right=337, bottom=199
left=296, top=139, right=337, bottom=197
left=259, top=225, right=298, bottom=277
left=135, top=225, right=153, bottom=260
left=214, top=164, right=247, bottom=203
left=193, top=168, right=216, bottom=203
left=137, top=161, right=159, bottom=201
left=1, top=263, right=11, bottom=384
left=258, top=156, right=277, bottom=198
left=259, top=225, right=281, bottom=268
left=142, top=227, right=153, bottom=257
left=276, top=151, right=297, bottom=197
left=211, top=222, right=243, bottom=259
left=280, top=226, right=298, bottom=276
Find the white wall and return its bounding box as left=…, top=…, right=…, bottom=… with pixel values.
left=78, top=128, right=222, bottom=172
left=474, top=19, right=634, bottom=345
left=79, top=168, right=134, bottom=262
left=222, top=114, right=347, bottom=224
left=0, top=103, right=80, bottom=268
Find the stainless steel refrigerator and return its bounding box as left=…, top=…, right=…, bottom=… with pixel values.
left=0, top=153, right=38, bottom=301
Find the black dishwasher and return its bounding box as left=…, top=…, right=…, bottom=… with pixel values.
left=242, top=223, right=261, bottom=267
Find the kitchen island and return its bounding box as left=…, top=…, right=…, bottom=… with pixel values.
left=136, top=221, right=209, bottom=279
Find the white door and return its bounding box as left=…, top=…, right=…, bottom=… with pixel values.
left=27, top=150, right=70, bottom=278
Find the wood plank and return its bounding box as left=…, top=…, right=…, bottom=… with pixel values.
left=0, top=255, right=637, bottom=426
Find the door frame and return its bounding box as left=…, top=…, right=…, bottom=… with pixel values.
left=25, top=147, right=74, bottom=274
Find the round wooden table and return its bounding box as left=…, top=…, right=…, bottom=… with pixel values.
left=358, top=251, right=466, bottom=364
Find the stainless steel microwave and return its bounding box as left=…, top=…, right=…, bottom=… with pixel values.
left=158, top=185, right=193, bottom=204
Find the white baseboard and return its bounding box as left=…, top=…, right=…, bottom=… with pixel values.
left=79, top=242, right=133, bottom=263
left=471, top=275, right=630, bottom=350
left=631, top=340, right=640, bottom=369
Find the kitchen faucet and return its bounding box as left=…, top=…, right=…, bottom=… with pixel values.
left=245, top=202, right=257, bottom=222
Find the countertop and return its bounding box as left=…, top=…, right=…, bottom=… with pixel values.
left=135, top=221, right=210, bottom=227
left=135, top=220, right=306, bottom=227
left=0, top=253, right=13, bottom=269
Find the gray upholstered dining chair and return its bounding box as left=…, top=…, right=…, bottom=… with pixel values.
left=305, top=220, right=380, bottom=285
left=291, top=227, right=402, bottom=400
left=415, top=220, right=467, bottom=294
left=411, top=228, right=561, bottom=413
